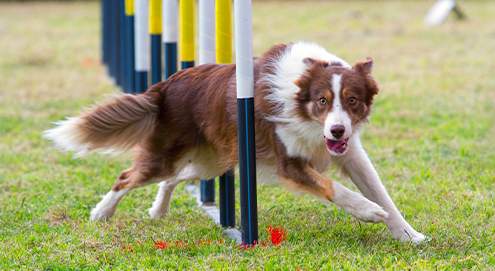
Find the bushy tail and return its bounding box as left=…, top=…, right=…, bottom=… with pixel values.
left=44, top=94, right=158, bottom=156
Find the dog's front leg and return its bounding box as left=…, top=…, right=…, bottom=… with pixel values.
left=278, top=157, right=388, bottom=223
left=341, top=136, right=427, bottom=244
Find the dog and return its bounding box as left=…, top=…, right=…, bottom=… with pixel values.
left=44, top=41, right=426, bottom=243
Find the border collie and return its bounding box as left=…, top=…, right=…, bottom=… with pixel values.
left=44, top=42, right=426, bottom=243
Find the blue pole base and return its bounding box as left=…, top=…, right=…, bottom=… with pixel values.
left=200, top=179, right=215, bottom=204
left=124, top=15, right=135, bottom=93
left=150, top=34, right=162, bottom=84
left=164, top=42, right=178, bottom=79
left=237, top=97, right=258, bottom=245
left=181, top=61, right=195, bottom=70
left=219, top=169, right=235, bottom=228
left=134, top=71, right=148, bottom=94
left=116, top=0, right=125, bottom=89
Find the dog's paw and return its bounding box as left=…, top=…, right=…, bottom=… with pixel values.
left=90, top=205, right=115, bottom=221
left=393, top=228, right=428, bottom=244
left=353, top=201, right=389, bottom=223
left=148, top=206, right=167, bottom=219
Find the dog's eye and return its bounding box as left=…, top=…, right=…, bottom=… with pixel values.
left=319, top=97, right=328, bottom=105
left=348, top=97, right=357, bottom=105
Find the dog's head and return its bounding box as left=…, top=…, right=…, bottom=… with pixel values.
left=294, top=57, right=379, bottom=156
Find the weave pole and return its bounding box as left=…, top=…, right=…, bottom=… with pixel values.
left=120, top=0, right=127, bottom=91
left=216, top=0, right=236, bottom=229
left=149, top=0, right=162, bottom=84
left=108, top=0, right=120, bottom=84
left=108, top=0, right=117, bottom=81
left=235, top=0, right=258, bottom=245
left=101, top=0, right=109, bottom=69
left=162, top=0, right=178, bottom=79
left=134, top=0, right=149, bottom=93
left=179, top=0, right=195, bottom=70
left=197, top=0, right=216, bottom=204
left=124, top=0, right=136, bottom=93
left=198, top=0, right=215, bottom=64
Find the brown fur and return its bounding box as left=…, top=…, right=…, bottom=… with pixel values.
left=78, top=94, right=159, bottom=152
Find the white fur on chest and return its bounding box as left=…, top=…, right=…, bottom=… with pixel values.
left=275, top=121, right=323, bottom=160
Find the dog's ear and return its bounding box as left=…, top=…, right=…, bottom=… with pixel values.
left=294, top=73, right=311, bottom=93
left=353, top=57, right=373, bottom=75
left=296, top=58, right=317, bottom=93
left=303, top=57, right=317, bottom=66
left=303, top=57, right=330, bottom=68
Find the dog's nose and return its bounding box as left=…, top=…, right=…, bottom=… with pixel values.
left=330, top=125, right=345, bottom=139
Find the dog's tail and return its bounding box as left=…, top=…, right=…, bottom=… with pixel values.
left=44, top=94, right=159, bottom=156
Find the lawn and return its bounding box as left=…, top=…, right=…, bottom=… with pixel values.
left=1, top=1, right=495, bottom=270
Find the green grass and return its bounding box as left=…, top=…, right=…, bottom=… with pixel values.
left=1, top=1, right=495, bottom=270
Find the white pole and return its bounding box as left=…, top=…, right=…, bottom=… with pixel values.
left=162, top=0, right=178, bottom=43
left=135, top=0, right=150, bottom=72
left=198, top=0, right=216, bottom=65
left=234, top=0, right=254, bottom=99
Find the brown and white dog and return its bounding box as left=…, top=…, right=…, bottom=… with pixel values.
left=45, top=42, right=426, bottom=243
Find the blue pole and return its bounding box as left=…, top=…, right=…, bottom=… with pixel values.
left=180, top=61, right=194, bottom=70
left=101, top=0, right=108, bottom=67
left=219, top=170, right=235, bottom=227
left=150, top=35, right=162, bottom=84
left=200, top=179, right=216, bottom=203
left=116, top=0, right=124, bottom=88
left=108, top=0, right=116, bottom=81
left=163, top=42, right=177, bottom=78
left=120, top=0, right=128, bottom=91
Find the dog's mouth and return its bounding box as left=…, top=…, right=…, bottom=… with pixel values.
left=325, top=137, right=349, bottom=155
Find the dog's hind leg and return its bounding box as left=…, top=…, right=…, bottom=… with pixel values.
left=147, top=160, right=208, bottom=219
left=90, top=188, right=131, bottom=221
left=148, top=180, right=180, bottom=219
left=90, top=161, right=164, bottom=221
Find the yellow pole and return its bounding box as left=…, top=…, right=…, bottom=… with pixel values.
left=179, top=0, right=195, bottom=63
left=125, top=0, right=135, bottom=16
left=149, top=0, right=162, bottom=34
left=215, top=0, right=232, bottom=64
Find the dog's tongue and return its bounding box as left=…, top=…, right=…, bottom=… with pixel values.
left=325, top=138, right=348, bottom=154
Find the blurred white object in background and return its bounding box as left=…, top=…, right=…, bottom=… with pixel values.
left=425, top=0, right=466, bottom=26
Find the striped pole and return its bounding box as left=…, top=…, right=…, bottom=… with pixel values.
left=110, top=0, right=118, bottom=82
left=162, top=0, right=178, bottom=79
left=196, top=0, right=216, bottom=204
left=179, top=0, right=215, bottom=205
left=149, top=0, right=162, bottom=84
left=118, top=0, right=126, bottom=88
left=108, top=0, right=118, bottom=83
left=124, top=0, right=136, bottom=93
left=179, top=0, right=195, bottom=69
left=135, top=0, right=150, bottom=93
left=215, top=0, right=232, bottom=63
left=216, top=0, right=236, bottom=228
left=234, top=0, right=258, bottom=245
left=101, top=0, right=109, bottom=68
left=198, top=0, right=215, bottom=64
